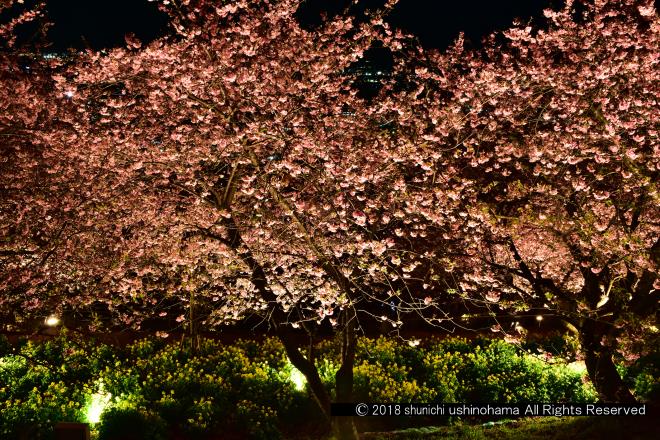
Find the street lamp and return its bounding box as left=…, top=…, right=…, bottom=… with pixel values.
left=45, top=315, right=60, bottom=327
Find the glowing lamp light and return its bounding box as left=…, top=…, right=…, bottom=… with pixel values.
left=287, top=364, right=307, bottom=391
left=535, top=315, right=544, bottom=322
left=85, top=381, right=112, bottom=424
left=45, top=315, right=60, bottom=327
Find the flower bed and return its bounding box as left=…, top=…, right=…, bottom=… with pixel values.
left=4, top=332, right=647, bottom=439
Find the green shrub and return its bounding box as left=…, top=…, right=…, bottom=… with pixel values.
left=420, top=338, right=597, bottom=404
left=632, top=371, right=660, bottom=401
left=618, top=340, right=660, bottom=402
left=354, top=360, right=436, bottom=403
left=522, top=334, right=581, bottom=361
left=358, top=336, right=427, bottom=377
left=0, top=333, right=604, bottom=439
left=98, top=406, right=166, bottom=440
left=0, top=380, right=86, bottom=439
left=236, top=399, right=282, bottom=440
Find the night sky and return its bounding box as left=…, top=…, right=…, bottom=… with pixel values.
left=25, top=0, right=560, bottom=51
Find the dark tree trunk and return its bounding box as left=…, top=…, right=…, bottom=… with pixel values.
left=581, top=322, right=636, bottom=403
left=278, top=321, right=360, bottom=440
left=218, top=212, right=360, bottom=438
left=332, top=413, right=359, bottom=440
left=278, top=328, right=332, bottom=425
left=331, top=307, right=359, bottom=440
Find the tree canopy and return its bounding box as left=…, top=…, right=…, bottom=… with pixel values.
left=1, top=0, right=658, bottom=433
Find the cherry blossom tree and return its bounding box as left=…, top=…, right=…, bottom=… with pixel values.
left=385, top=0, right=659, bottom=402
left=1, top=4, right=658, bottom=439
left=1, top=0, right=75, bottom=326
left=1, top=1, right=464, bottom=437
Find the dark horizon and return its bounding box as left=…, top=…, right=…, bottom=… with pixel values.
left=10, top=0, right=561, bottom=51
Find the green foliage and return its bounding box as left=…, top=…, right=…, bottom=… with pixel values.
left=354, top=360, right=436, bottom=403
left=358, top=336, right=427, bottom=376
left=98, top=337, right=295, bottom=438
left=0, top=335, right=609, bottom=439
left=619, top=341, right=660, bottom=401
left=421, top=338, right=596, bottom=403
left=352, top=337, right=596, bottom=405
left=98, top=405, right=167, bottom=440
left=0, top=376, right=86, bottom=439
left=0, top=334, right=101, bottom=439
left=236, top=400, right=282, bottom=440
left=522, top=334, right=581, bottom=362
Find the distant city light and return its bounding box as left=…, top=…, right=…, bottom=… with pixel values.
left=45, top=315, right=60, bottom=326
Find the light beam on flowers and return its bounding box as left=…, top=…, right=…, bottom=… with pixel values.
left=85, top=380, right=112, bottom=424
